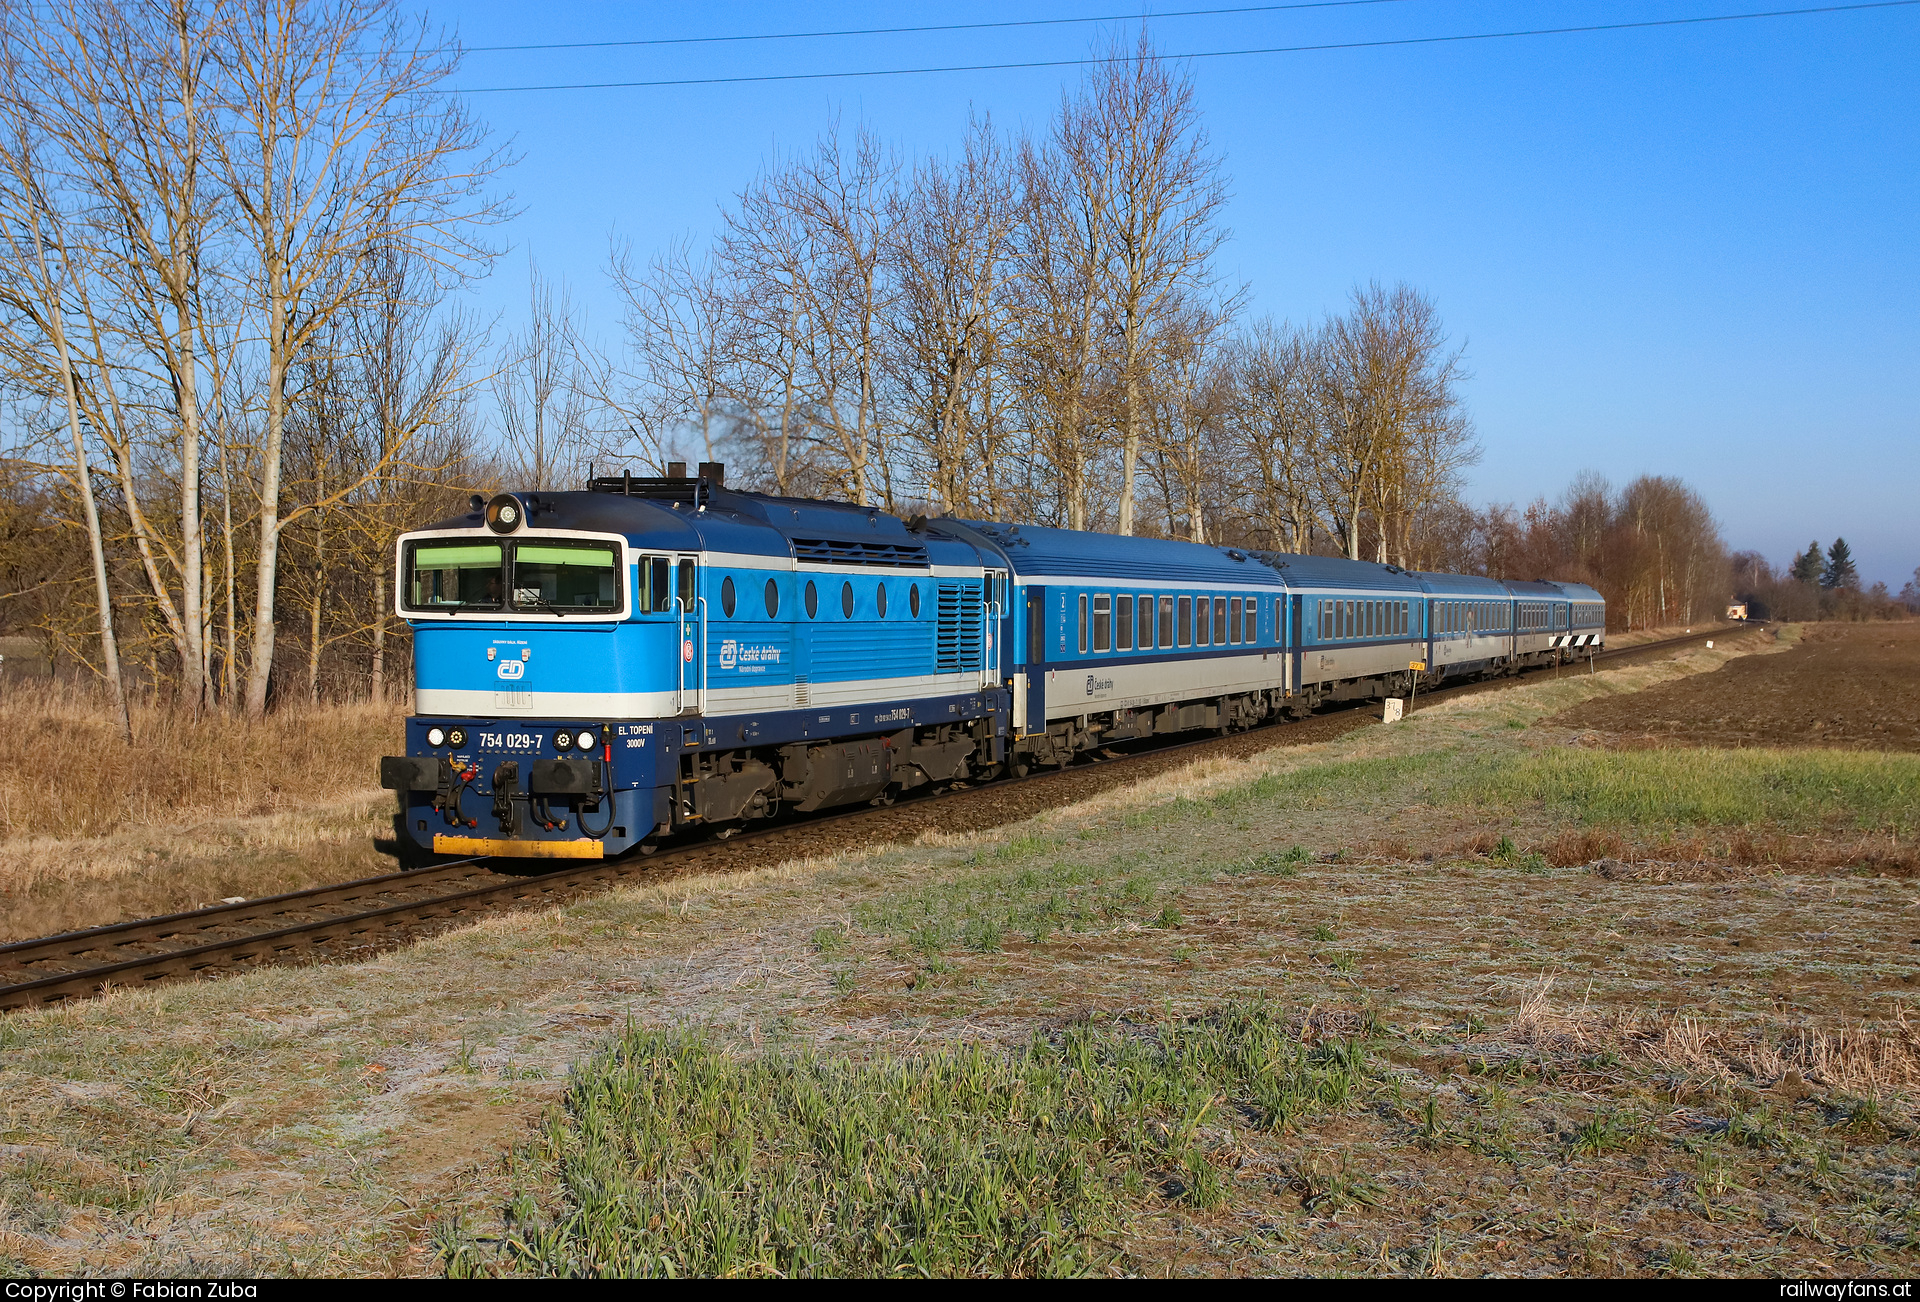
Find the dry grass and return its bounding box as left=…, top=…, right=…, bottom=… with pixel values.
left=1502, top=975, right=1920, bottom=1100
left=0, top=680, right=400, bottom=840
left=0, top=681, right=403, bottom=937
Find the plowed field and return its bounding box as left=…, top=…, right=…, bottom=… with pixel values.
left=1552, top=621, right=1920, bottom=750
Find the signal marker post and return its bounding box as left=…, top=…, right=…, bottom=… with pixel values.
left=1408, top=661, right=1425, bottom=714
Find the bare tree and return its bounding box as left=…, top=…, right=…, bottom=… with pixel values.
left=748, top=123, right=897, bottom=507
left=210, top=0, right=506, bottom=718
left=1221, top=319, right=1322, bottom=553
left=1063, top=31, right=1229, bottom=535
left=602, top=234, right=736, bottom=477
left=1316, top=283, right=1476, bottom=562
left=882, top=115, right=1017, bottom=516
left=1008, top=131, right=1111, bottom=530
left=0, top=109, right=133, bottom=739
left=492, top=263, right=591, bottom=490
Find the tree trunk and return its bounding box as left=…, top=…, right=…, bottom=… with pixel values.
left=244, top=267, right=288, bottom=720
left=307, top=462, right=324, bottom=705
left=1117, top=358, right=1140, bottom=535
left=371, top=570, right=386, bottom=703
left=53, top=301, right=132, bottom=743
left=28, top=213, right=131, bottom=740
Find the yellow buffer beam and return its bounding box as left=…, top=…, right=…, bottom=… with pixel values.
left=432, top=835, right=604, bottom=859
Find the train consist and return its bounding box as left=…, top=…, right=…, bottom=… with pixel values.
left=380, top=466, right=1605, bottom=859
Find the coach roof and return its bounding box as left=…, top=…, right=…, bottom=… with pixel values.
left=940, top=520, right=1271, bottom=585
left=1246, top=552, right=1427, bottom=594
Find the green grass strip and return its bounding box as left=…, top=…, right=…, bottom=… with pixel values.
left=1466, top=748, right=1920, bottom=834
left=454, top=1004, right=1371, bottom=1278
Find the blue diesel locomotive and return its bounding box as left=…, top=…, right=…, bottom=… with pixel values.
left=379, top=466, right=1605, bottom=859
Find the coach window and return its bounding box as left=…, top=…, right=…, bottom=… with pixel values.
left=1194, top=596, right=1209, bottom=646
left=1093, top=594, right=1112, bottom=652
left=720, top=576, right=736, bottom=617
left=1213, top=597, right=1227, bottom=645
left=1228, top=597, right=1242, bottom=644
left=910, top=583, right=921, bottom=618
left=1118, top=595, right=1134, bottom=651
left=841, top=581, right=855, bottom=618
left=1077, top=594, right=1088, bottom=653
left=1159, top=595, right=1174, bottom=648
left=1177, top=595, right=1192, bottom=647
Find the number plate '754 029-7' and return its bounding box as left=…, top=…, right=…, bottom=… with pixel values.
left=477, top=732, right=545, bottom=751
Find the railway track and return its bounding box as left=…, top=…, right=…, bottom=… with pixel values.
left=0, top=623, right=1744, bottom=1011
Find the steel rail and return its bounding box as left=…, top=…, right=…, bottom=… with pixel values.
left=0, top=623, right=1743, bottom=1010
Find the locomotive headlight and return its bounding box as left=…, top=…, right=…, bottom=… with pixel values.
left=575, top=730, right=597, bottom=751
left=553, top=730, right=574, bottom=751
left=426, top=726, right=447, bottom=747
left=484, top=492, right=524, bottom=535
left=447, top=727, right=468, bottom=747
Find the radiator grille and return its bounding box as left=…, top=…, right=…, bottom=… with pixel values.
left=936, top=581, right=984, bottom=673
left=792, top=537, right=930, bottom=568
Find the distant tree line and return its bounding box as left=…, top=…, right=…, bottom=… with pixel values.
left=1732, top=539, right=1912, bottom=622
left=0, top=13, right=1854, bottom=724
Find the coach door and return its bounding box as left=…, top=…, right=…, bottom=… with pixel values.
left=1018, top=585, right=1047, bottom=733
left=674, top=556, right=704, bottom=714
left=1288, top=595, right=1303, bottom=697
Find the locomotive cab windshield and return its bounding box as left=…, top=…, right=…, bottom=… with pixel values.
left=403, top=537, right=625, bottom=614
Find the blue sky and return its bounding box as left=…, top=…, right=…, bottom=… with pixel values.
left=434, top=0, right=1920, bottom=588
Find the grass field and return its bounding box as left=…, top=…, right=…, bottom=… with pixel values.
left=6, top=626, right=1920, bottom=1276
left=0, top=683, right=403, bottom=938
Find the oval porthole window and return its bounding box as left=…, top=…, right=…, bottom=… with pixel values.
left=841, top=581, right=855, bottom=618
left=720, top=575, right=736, bottom=617
left=909, top=583, right=921, bottom=618
left=764, top=577, right=780, bottom=617
left=805, top=580, right=818, bottom=618
left=876, top=583, right=887, bottom=618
